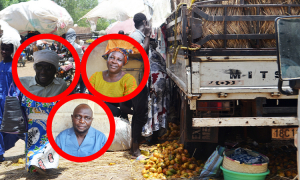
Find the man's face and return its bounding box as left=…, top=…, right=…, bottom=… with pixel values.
left=72, top=105, right=93, bottom=134
left=35, top=62, right=56, bottom=85
left=1, top=44, right=13, bottom=58
left=107, top=51, right=125, bottom=74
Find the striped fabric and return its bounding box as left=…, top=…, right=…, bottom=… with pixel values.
left=199, top=146, right=225, bottom=179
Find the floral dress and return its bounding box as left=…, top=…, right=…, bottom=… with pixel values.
left=142, top=49, right=170, bottom=137
left=22, top=96, right=59, bottom=173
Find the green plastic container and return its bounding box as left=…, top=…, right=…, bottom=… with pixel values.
left=220, top=166, right=270, bottom=180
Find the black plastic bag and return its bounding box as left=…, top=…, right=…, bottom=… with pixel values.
left=0, top=83, right=27, bottom=133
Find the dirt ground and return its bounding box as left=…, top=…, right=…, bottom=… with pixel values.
left=1, top=139, right=147, bottom=180
left=0, top=63, right=145, bottom=180
left=17, top=60, right=36, bottom=77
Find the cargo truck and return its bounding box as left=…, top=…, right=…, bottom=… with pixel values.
left=162, top=0, right=299, bottom=147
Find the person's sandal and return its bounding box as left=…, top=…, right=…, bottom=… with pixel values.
left=131, top=155, right=138, bottom=159
left=135, top=155, right=148, bottom=161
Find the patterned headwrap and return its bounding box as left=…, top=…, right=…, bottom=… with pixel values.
left=102, top=47, right=132, bottom=65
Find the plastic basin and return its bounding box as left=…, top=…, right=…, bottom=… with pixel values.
left=220, top=166, right=270, bottom=180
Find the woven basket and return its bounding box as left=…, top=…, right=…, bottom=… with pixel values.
left=222, top=149, right=269, bottom=174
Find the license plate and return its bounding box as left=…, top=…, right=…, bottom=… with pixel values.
left=272, top=128, right=298, bottom=140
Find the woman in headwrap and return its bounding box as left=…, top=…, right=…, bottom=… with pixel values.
left=89, top=47, right=137, bottom=116
left=0, top=20, right=22, bottom=162
left=142, top=41, right=170, bottom=143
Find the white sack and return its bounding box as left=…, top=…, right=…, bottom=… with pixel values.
left=0, top=19, right=21, bottom=58
left=0, top=0, right=73, bottom=36
left=108, top=117, right=131, bottom=152
left=36, top=40, right=43, bottom=46
left=150, top=0, right=172, bottom=28
left=81, top=0, right=145, bottom=22
left=81, top=0, right=171, bottom=31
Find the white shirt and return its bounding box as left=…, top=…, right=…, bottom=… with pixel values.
left=20, top=76, right=67, bottom=97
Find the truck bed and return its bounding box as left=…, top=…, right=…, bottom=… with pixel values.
left=164, top=2, right=299, bottom=100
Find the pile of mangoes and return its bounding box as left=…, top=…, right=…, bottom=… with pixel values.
left=158, top=123, right=180, bottom=140
left=141, top=140, right=204, bottom=179
left=239, top=143, right=297, bottom=180
left=266, top=146, right=297, bottom=179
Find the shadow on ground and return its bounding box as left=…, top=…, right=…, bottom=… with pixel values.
left=0, top=167, right=67, bottom=180
left=4, top=154, right=25, bottom=162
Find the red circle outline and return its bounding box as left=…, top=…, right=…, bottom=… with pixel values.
left=47, top=93, right=115, bottom=162
left=81, top=34, right=150, bottom=103
left=12, top=34, right=81, bottom=103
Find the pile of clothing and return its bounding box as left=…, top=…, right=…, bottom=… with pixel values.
left=229, top=148, right=267, bottom=164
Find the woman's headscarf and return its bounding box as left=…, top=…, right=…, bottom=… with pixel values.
left=102, top=47, right=132, bottom=65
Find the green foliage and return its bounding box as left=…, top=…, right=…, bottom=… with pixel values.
left=96, top=18, right=115, bottom=31
left=76, top=17, right=113, bottom=31
left=54, top=0, right=112, bottom=31
left=0, top=0, right=29, bottom=10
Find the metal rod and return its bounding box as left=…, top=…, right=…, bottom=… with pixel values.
left=256, top=6, right=260, bottom=47
left=195, top=0, right=227, bottom=5
left=224, top=7, right=227, bottom=48
left=191, top=49, right=277, bottom=56
left=193, top=7, right=283, bottom=21
left=297, top=89, right=300, bottom=180
left=195, top=34, right=275, bottom=46
left=196, top=4, right=300, bottom=7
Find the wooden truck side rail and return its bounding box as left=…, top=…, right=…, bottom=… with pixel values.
left=191, top=3, right=300, bottom=56
left=165, top=2, right=300, bottom=57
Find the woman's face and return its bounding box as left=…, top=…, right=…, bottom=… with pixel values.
left=107, top=51, right=125, bottom=74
